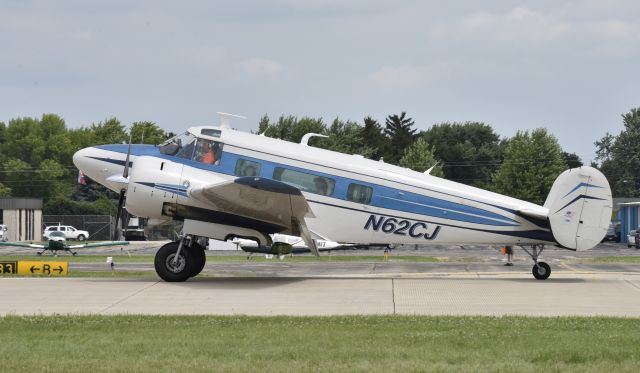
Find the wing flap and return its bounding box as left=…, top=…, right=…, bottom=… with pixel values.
left=189, top=177, right=319, bottom=255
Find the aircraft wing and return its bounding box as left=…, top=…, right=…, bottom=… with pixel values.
left=189, top=177, right=319, bottom=255
left=67, top=241, right=129, bottom=249
left=0, top=241, right=45, bottom=249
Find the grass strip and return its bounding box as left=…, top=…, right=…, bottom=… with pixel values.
left=0, top=315, right=638, bottom=372
left=587, top=256, right=640, bottom=263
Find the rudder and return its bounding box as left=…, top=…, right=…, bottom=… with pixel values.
left=544, top=166, right=612, bottom=250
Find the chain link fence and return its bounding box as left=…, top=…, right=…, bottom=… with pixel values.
left=42, top=214, right=180, bottom=241
left=43, top=215, right=113, bottom=241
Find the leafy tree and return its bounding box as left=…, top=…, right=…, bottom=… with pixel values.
left=70, top=178, right=118, bottom=203
left=0, top=114, right=147, bottom=216
left=318, top=119, right=373, bottom=157
left=90, top=117, right=128, bottom=145
left=1, top=117, right=46, bottom=166
left=362, top=116, right=388, bottom=161
left=43, top=196, right=117, bottom=215
left=562, top=152, right=583, bottom=169
left=130, top=121, right=167, bottom=144
left=492, top=128, right=567, bottom=205
left=384, top=112, right=417, bottom=164
left=420, top=122, right=502, bottom=189
left=595, top=107, right=640, bottom=197
left=2, top=158, right=32, bottom=197
left=258, top=115, right=325, bottom=143
left=0, top=183, right=11, bottom=197
left=398, top=138, right=444, bottom=177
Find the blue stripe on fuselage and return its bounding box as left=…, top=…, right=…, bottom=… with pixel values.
left=94, top=144, right=521, bottom=227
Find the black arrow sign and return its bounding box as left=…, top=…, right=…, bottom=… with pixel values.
left=30, top=265, right=40, bottom=273
left=54, top=266, right=63, bottom=274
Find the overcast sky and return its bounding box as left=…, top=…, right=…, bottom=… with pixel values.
left=1, top=0, right=639, bottom=162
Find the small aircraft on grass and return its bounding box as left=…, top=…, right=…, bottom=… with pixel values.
left=73, top=113, right=612, bottom=282
left=0, top=231, right=129, bottom=256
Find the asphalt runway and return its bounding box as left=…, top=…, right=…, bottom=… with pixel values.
left=2, top=241, right=640, bottom=316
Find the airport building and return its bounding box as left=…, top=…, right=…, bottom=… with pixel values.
left=0, top=198, right=43, bottom=242
left=617, top=201, right=640, bottom=244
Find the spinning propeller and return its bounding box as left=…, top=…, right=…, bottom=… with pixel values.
left=112, top=135, right=132, bottom=240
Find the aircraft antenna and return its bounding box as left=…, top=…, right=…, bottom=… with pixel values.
left=216, top=112, right=246, bottom=129
left=424, top=162, right=440, bottom=175
left=300, top=133, right=328, bottom=146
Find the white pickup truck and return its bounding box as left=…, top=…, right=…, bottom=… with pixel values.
left=43, top=225, right=89, bottom=241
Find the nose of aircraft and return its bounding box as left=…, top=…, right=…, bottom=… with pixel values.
left=72, top=147, right=95, bottom=173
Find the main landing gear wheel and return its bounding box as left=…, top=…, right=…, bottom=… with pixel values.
left=154, top=241, right=196, bottom=282
left=188, top=245, right=206, bottom=277
left=532, top=261, right=551, bottom=280
left=521, top=245, right=552, bottom=280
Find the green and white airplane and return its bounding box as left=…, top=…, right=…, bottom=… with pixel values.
left=0, top=231, right=128, bottom=256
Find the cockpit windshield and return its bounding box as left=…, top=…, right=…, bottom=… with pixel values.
left=159, top=131, right=223, bottom=165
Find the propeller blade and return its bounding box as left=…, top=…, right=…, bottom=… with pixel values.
left=113, top=190, right=126, bottom=241
left=123, top=133, right=132, bottom=178
left=113, top=133, right=133, bottom=240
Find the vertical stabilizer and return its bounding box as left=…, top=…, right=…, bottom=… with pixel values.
left=544, top=166, right=612, bottom=250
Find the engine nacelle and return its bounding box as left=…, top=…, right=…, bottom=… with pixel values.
left=125, top=156, right=183, bottom=220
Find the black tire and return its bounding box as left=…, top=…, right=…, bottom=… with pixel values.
left=77, top=235, right=86, bottom=242
left=188, top=245, right=206, bottom=277
left=532, top=262, right=551, bottom=280
left=154, top=241, right=196, bottom=282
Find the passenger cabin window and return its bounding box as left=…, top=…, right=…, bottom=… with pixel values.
left=272, top=167, right=335, bottom=196
left=235, top=159, right=261, bottom=177
left=192, top=138, right=223, bottom=165
left=347, top=183, right=373, bottom=204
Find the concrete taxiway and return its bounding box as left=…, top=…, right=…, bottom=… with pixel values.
left=2, top=273, right=640, bottom=317
left=2, top=241, right=639, bottom=317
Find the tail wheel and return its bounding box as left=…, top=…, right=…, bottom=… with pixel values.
left=532, top=262, right=551, bottom=280
left=188, top=245, right=206, bottom=277
left=154, top=241, right=195, bottom=282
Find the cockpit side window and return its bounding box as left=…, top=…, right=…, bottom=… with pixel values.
left=159, top=132, right=197, bottom=158
left=174, top=133, right=197, bottom=159
left=193, top=138, right=223, bottom=165
left=159, top=131, right=223, bottom=164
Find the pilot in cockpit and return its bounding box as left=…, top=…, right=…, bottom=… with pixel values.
left=195, top=139, right=221, bottom=165
left=200, top=141, right=215, bottom=164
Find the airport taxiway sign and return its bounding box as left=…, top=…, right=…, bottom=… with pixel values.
left=0, top=261, right=68, bottom=275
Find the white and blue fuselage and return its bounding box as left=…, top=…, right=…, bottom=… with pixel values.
left=74, top=126, right=562, bottom=247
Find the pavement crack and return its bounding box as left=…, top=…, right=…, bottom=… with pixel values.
left=99, top=281, right=159, bottom=314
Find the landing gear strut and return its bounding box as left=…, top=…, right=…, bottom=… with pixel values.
left=154, top=236, right=207, bottom=282
left=521, top=245, right=551, bottom=280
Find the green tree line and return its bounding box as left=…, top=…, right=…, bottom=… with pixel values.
left=1, top=107, right=636, bottom=215
left=0, top=114, right=168, bottom=215
left=258, top=112, right=586, bottom=204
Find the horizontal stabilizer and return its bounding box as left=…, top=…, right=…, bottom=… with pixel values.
left=518, top=208, right=548, bottom=221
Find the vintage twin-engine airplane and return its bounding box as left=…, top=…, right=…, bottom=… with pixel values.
left=73, top=118, right=612, bottom=282
left=0, top=231, right=129, bottom=256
